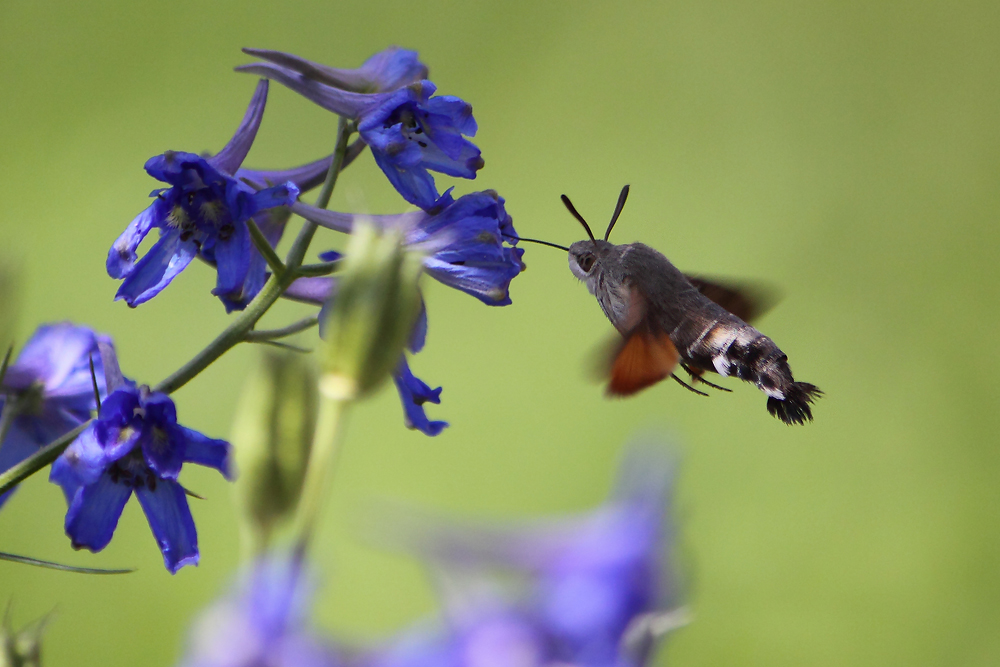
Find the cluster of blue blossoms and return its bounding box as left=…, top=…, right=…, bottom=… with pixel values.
left=177, top=449, right=679, bottom=667
left=0, top=46, right=527, bottom=569
left=0, top=45, right=679, bottom=666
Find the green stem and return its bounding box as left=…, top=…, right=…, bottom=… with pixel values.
left=293, top=394, right=350, bottom=553
left=295, top=259, right=342, bottom=277
left=0, top=551, right=134, bottom=574
left=246, top=218, right=287, bottom=277
left=285, top=116, right=353, bottom=270
left=245, top=315, right=319, bottom=342
left=154, top=271, right=291, bottom=395
left=0, top=421, right=89, bottom=497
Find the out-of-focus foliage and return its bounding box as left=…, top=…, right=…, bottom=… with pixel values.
left=232, top=351, right=317, bottom=547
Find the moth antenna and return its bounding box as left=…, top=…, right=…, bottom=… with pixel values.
left=561, top=194, right=596, bottom=243
left=604, top=184, right=630, bottom=241
left=501, top=233, right=570, bottom=252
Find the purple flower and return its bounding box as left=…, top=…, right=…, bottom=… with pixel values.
left=294, top=190, right=525, bottom=306
left=237, top=52, right=482, bottom=211
left=49, top=343, right=231, bottom=573
left=107, top=80, right=305, bottom=311
left=178, top=555, right=338, bottom=667
left=0, top=323, right=111, bottom=508
left=386, top=447, right=680, bottom=667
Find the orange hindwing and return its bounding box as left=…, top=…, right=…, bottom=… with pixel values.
left=606, top=328, right=680, bottom=396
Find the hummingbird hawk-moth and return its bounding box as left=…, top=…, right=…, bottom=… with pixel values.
left=519, top=185, right=821, bottom=425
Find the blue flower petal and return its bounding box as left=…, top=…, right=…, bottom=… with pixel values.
left=50, top=422, right=109, bottom=503
left=234, top=61, right=377, bottom=118
left=96, top=390, right=144, bottom=462
left=359, top=47, right=429, bottom=92
left=135, top=478, right=199, bottom=573
left=115, top=229, right=199, bottom=307
left=283, top=276, right=337, bottom=306
left=207, top=79, right=269, bottom=175
left=370, top=149, right=442, bottom=211
left=408, top=296, right=428, bottom=353
left=139, top=395, right=184, bottom=480
left=241, top=46, right=427, bottom=94
left=63, top=472, right=131, bottom=552
left=210, top=223, right=252, bottom=311
left=237, top=154, right=333, bottom=193
left=249, top=182, right=300, bottom=212
left=177, top=425, right=233, bottom=480
left=97, top=340, right=127, bottom=393
left=426, top=95, right=478, bottom=136
left=393, top=358, right=447, bottom=436
left=107, top=196, right=170, bottom=279
left=0, top=424, right=42, bottom=508
left=3, top=323, right=105, bottom=399
left=423, top=248, right=524, bottom=306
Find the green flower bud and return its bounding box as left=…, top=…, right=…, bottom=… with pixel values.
left=231, top=351, right=318, bottom=548
left=320, top=222, right=424, bottom=400
left=0, top=612, right=46, bottom=667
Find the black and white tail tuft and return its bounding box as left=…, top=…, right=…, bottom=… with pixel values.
left=767, top=382, right=822, bottom=425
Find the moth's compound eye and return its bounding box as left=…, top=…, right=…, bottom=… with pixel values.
left=579, top=254, right=596, bottom=272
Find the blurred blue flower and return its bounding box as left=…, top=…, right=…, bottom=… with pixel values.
left=381, top=447, right=681, bottom=667
left=178, top=555, right=339, bottom=667
left=296, top=189, right=525, bottom=306
left=107, top=80, right=302, bottom=311
left=0, top=323, right=111, bottom=509
left=238, top=53, right=482, bottom=211
left=49, top=343, right=231, bottom=573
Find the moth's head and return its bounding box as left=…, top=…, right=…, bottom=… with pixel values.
left=568, top=239, right=617, bottom=281
left=561, top=185, right=631, bottom=283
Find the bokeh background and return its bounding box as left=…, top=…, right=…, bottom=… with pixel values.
left=2, top=1, right=999, bottom=664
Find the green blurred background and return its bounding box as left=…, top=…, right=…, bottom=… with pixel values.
left=2, top=0, right=999, bottom=664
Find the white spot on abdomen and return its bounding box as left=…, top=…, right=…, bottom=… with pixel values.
left=712, top=355, right=731, bottom=377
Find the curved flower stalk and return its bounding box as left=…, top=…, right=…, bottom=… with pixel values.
left=49, top=343, right=231, bottom=573
left=107, top=80, right=304, bottom=312
left=0, top=323, right=111, bottom=508
left=238, top=52, right=482, bottom=211
left=178, top=555, right=339, bottom=667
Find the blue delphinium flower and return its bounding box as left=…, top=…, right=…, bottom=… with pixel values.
left=178, top=555, right=339, bottom=667
left=0, top=323, right=110, bottom=509
left=237, top=52, right=482, bottom=211
left=294, top=189, right=525, bottom=306
left=108, top=80, right=302, bottom=311
left=49, top=343, right=231, bottom=573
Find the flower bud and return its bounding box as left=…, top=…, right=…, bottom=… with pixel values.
left=231, top=351, right=317, bottom=546
left=1, top=612, right=46, bottom=667
left=320, top=221, right=424, bottom=400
